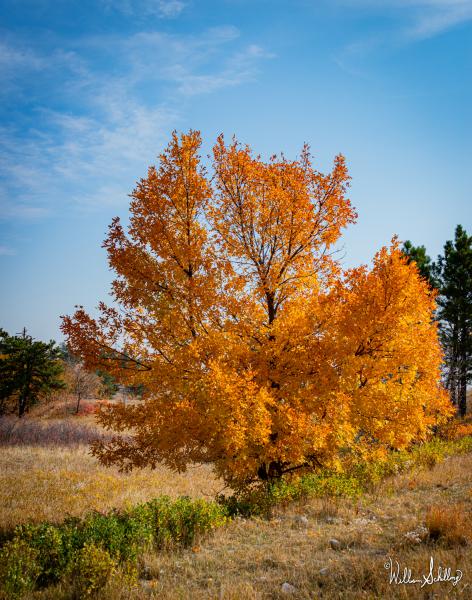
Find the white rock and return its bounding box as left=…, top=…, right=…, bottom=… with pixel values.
left=281, top=582, right=297, bottom=594
left=329, top=538, right=342, bottom=550
left=319, top=567, right=329, bottom=576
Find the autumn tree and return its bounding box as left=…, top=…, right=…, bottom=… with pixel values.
left=62, top=131, right=452, bottom=490
left=63, top=359, right=102, bottom=413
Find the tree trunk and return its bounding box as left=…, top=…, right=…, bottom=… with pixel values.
left=76, top=392, right=81, bottom=414
left=18, top=393, right=26, bottom=418
left=458, top=372, right=467, bottom=417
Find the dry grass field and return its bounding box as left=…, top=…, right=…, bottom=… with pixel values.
left=13, top=450, right=471, bottom=599
left=0, top=445, right=221, bottom=530
left=0, top=400, right=222, bottom=528
left=1, top=404, right=472, bottom=599
left=99, top=452, right=471, bottom=600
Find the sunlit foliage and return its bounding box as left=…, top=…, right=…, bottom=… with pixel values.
left=62, top=131, right=452, bottom=489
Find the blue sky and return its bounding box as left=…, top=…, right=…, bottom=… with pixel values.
left=0, top=0, right=471, bottom=341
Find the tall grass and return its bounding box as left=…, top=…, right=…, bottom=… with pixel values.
left=0, top=417, right=112, bottom=447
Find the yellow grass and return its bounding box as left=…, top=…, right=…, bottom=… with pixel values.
left=21, top=451, right=472, bottom=599
left=0, top=445, right=221, bottom=530
left=2, top=408, right=472, bottom=598
left=132, top=453, right=472, bottom=599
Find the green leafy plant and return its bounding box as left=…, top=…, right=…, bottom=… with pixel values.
left=0, top=538, right=40, bottom=599
left=68, top=542, right=117, bottom=598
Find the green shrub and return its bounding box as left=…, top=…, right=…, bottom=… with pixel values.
left=68, top=542, right=117, bottom=598
left=80, top=512, right=128, bottom=560
left=219, top=470, right=363, bottom=518
left=151, top=496, right=228, bottom=548
left=446, top=435, right=472, bottom=455
left=411, top=439, right=447, bottom=468
left=0, top=495, right=229, bottom=597
left=122, top=503, right=156, bottom=555
left=0, top=538, right=40, bottom=599
left=14, top=522, right=72, bottom=586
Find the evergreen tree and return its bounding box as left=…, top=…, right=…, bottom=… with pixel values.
left=0, top=328, right=65, bottom=417
left=402, top=240, right=437, bottom=286
left=435, top=226, right=472, bottom=416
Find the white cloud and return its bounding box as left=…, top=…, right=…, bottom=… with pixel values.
left=0, top=27, right=273, bottom=220
left=0, top=102, right=179, bottom=219
left=157, top=0, right=186, bottom=17
left=0, top=41, right=45, bottom=71
left=340, top=0, right=472, bottom=38
left=406, top=0, right=472, bottom=37
left=165, top=43, right=275, bottom=95
left=101, top=0, right=186, bottom=18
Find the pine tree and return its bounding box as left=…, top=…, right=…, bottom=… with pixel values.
left=436, top=226, right=472, bottom=416
left=0, top=328, right=65, bottom=417
left=402, top=240, right=437, bottom=287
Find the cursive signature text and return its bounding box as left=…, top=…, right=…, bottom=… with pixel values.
left=384, top=556, right=463, bottom=588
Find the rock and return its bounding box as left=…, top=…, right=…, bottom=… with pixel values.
left=329, top=538, right=342, bottom=550
left=294, top=515, right=309, bottom=527
left=281, top=582, right=297, bottom=594
left=319, top=567, right=329, bottom=576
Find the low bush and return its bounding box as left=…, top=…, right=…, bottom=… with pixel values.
left=152, top=496, right=229, bottom=548
left=0, top=538, right=40, bottom=599
left=220, top=435, right=472, bottom=517
left=0, top=496, right=228, bottom=597
left=15, top=522, right=70, bottom=586
left=220, top=471, right=365, bottom=518
left=67, top=542, right=117, bottom=598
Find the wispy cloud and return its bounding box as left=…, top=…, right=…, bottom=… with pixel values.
left=340, top=0, right=472, bottom=39
left=0, top=27, right=273, bottom=220
left=165, top=43, right=275, bottom=95
left=332, top=0, right=472, bottom=75
left=101, top=0, right=186, bottom=18
left=0, top=103, right=179, bottom=219
left=405, top=0, right=472, bottom=38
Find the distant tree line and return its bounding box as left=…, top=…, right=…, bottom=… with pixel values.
left=0, top=330, right=120, bottom=417
left=403, top=225, right=472, bottom=417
